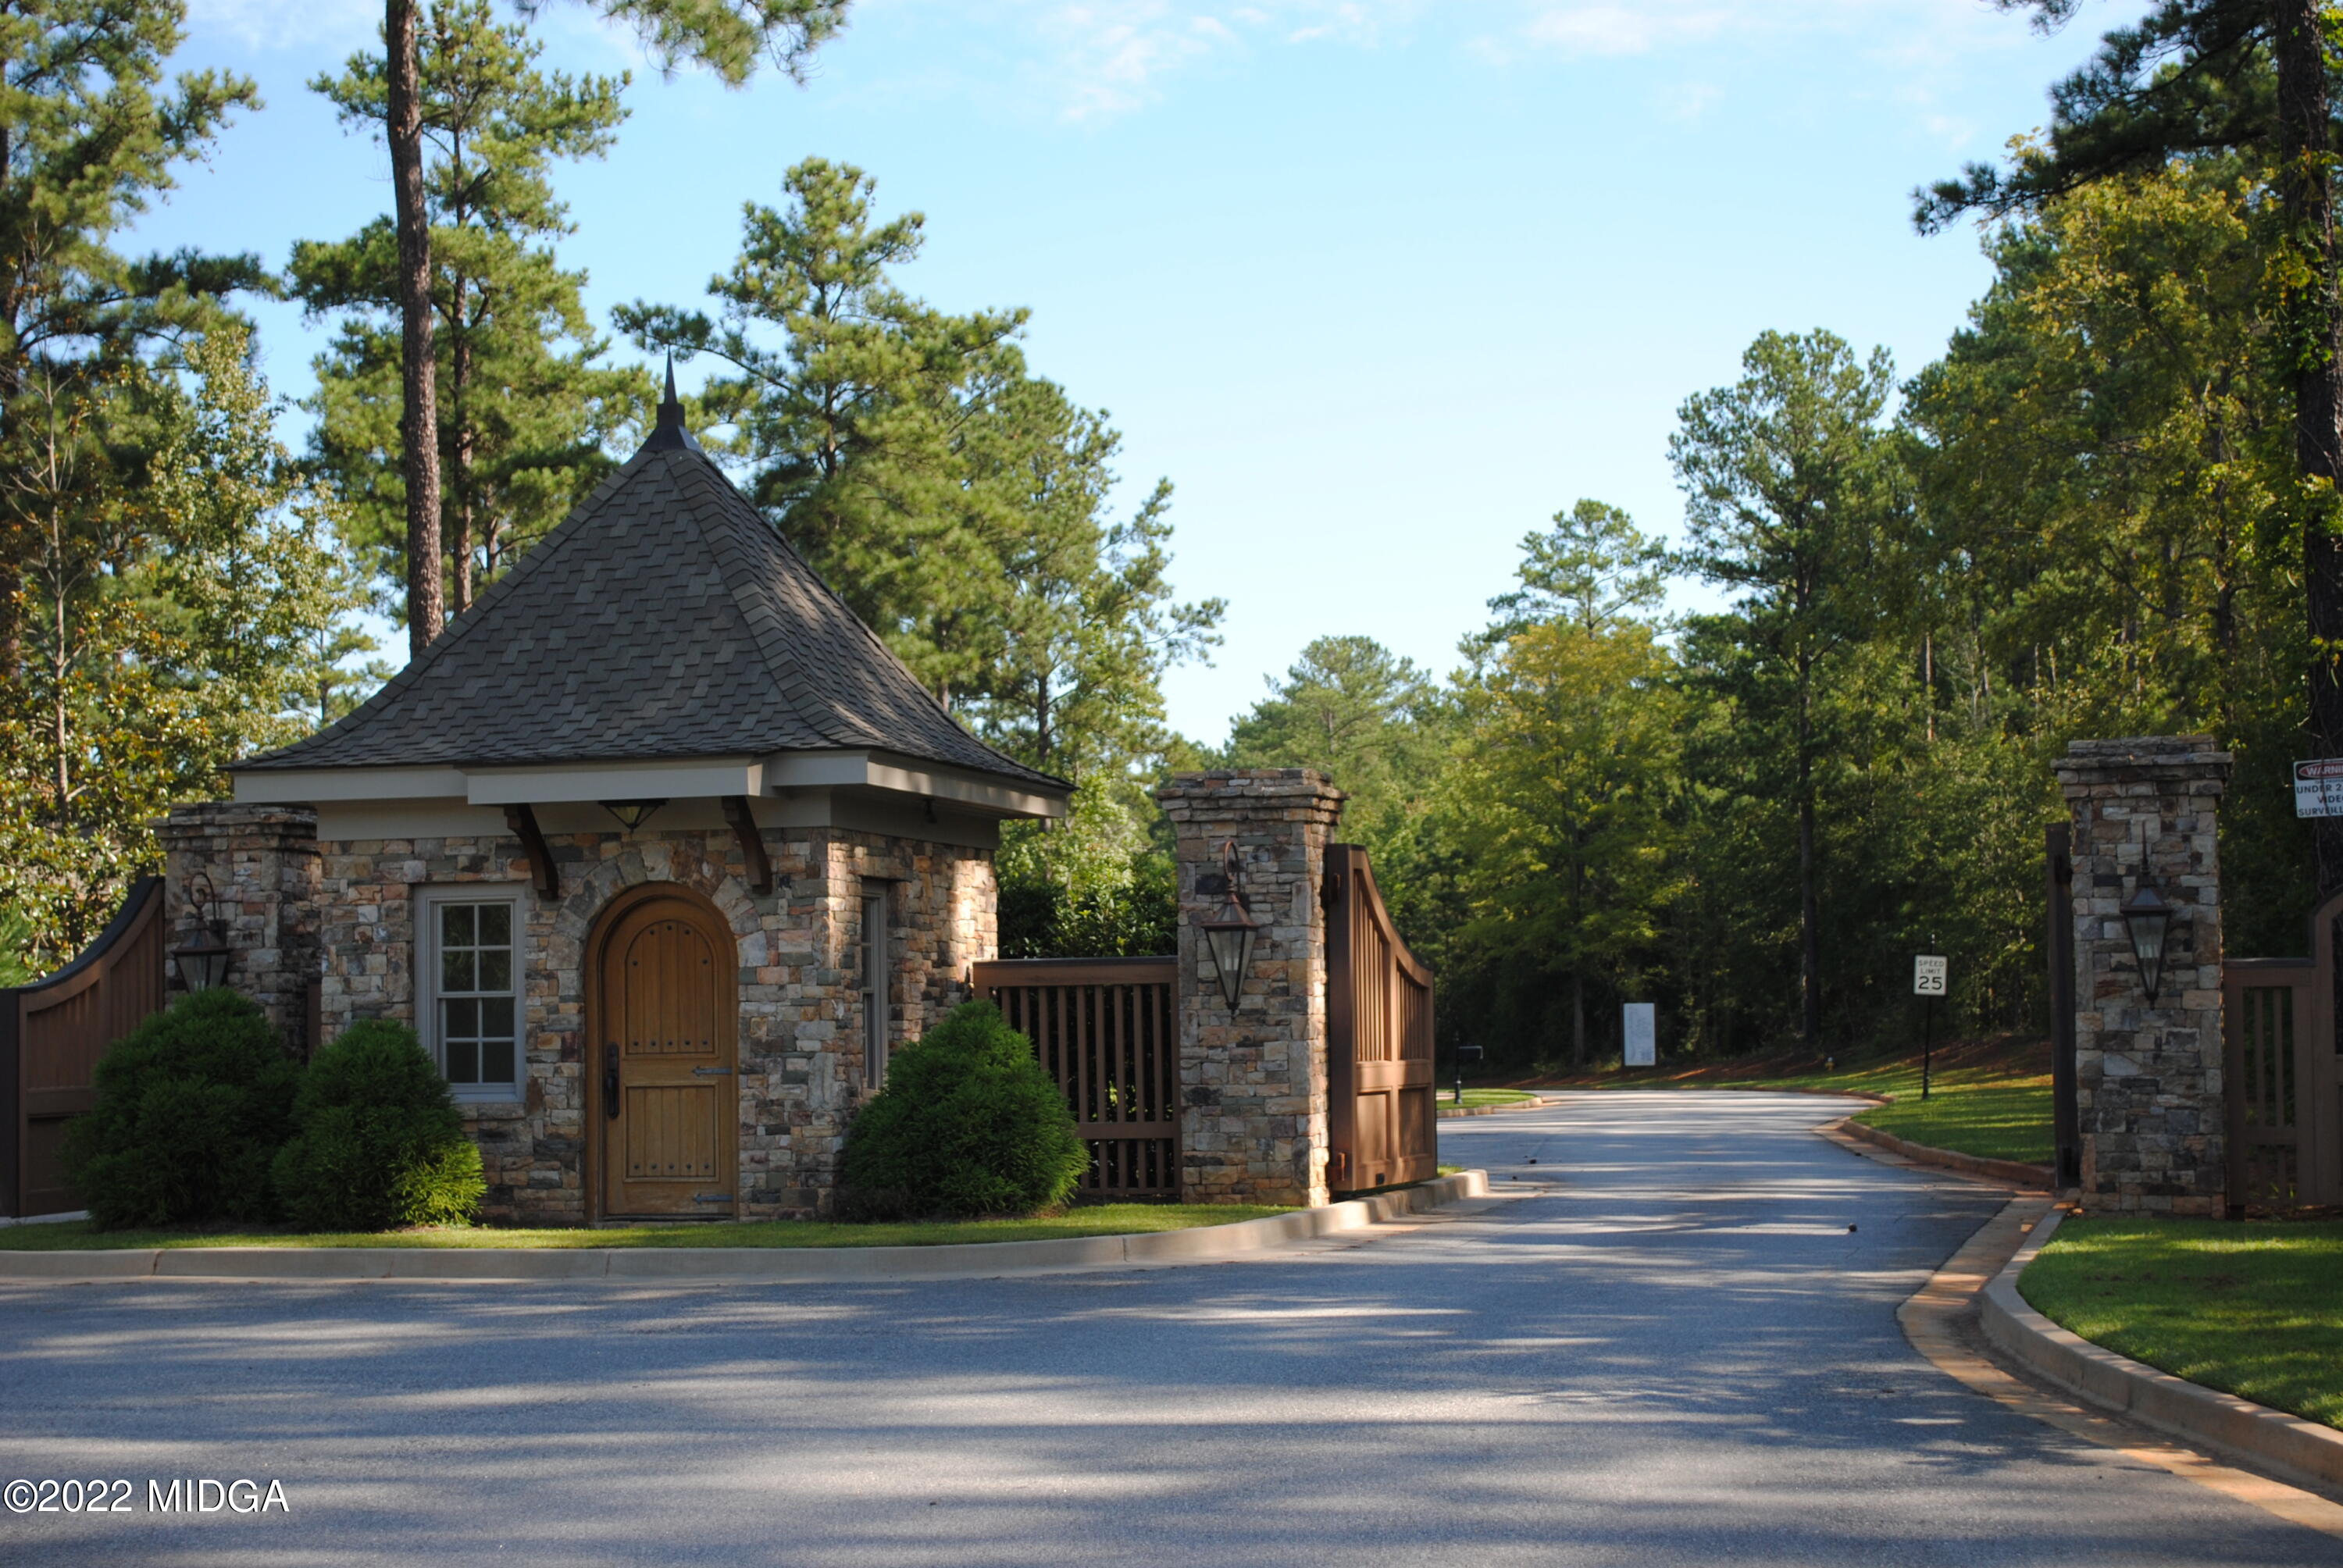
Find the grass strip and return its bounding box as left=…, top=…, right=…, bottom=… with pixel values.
left=0, top=1203, right=1291, bottom=1253
left=2022, top=1217, right=2343, bottom=1432
left=1438, top=1089, right=1541, bottom=1110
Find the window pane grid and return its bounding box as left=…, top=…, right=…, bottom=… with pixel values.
left=437, top=900, right=519, bottom=1090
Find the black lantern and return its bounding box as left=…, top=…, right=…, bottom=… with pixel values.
left=2121, top=878, right=2177, bottom=1006
left=601, top=798, right=667, bottom=832
left=1197, top=839, right=1259, bottom=1010
left=169, top=870, right=234, bottom=992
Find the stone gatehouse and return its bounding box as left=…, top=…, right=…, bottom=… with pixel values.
left=162, top=380, right=1067, bottom=1224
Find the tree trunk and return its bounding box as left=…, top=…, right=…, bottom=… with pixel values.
left=2277, top=0, right=2343, bottom=893
left=1571, top=970, right=1586, bottom=1067
left=451, top=324, right=473, bottom=615
left=386, top=0, right=442, bottom=659
left=1798, top=673, right=1821, bottom=1044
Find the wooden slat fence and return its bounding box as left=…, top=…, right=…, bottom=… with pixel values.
left=2222, top=884, right=2343, bottom=1213
left=1, top=877, right=166, bottom=1218
left=2224, top=957, right=2313, bottom=1211
left=971, top=957, right=1180, bottom=1199
left=1324, top=843, right=1436, bottom=1193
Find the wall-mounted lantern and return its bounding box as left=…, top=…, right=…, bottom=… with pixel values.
left=169, top=869, right=234, bottom=992
left=601, top=799, right=667, bottom=832
left=2122, top=878, right=2176, bottom=1006
left=1197, top=839, right=1259, bottom=1010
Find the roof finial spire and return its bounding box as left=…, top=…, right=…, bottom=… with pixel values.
left=646, top=351, right=700, bottom=452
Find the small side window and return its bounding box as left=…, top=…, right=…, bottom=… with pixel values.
left=423, top=893, right=522, bottom=1099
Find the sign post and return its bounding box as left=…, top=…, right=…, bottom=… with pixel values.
left=1913, top=953, right=1947, bottom=1101
left=1622, top=1003, right=1655, bottom=1068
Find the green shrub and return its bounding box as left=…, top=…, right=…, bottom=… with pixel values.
left=840, top=1000, right=1089, bottom=1219
left=271, top=1020, right=485, bottom=1231
left=63, top=989, right=299, bottom=1229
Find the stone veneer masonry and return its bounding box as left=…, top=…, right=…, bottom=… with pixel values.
left=1156, top=769, right=1346, bottom=1207
left=160, top=801, right=995, bottom=1223
left=155, top=805, right=321, bottom=1051
left=2053, top=736, right=2231, bottom=1218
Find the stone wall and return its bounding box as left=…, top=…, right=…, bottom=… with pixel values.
left=2054, top=736, right=2231, bottom=1217
left=1155, top=769, right=1346, bottom=1206
left=164, top=802, right=994, bottom=1223
left=155, top=805, right=322, bottom=1050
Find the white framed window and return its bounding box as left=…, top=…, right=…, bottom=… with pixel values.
left=416, top=886, right=526, bottom=1102
left=858, top=885, right=890, bottom=1089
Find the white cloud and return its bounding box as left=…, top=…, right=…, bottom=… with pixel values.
left=187, top=0, right=377, bottom=52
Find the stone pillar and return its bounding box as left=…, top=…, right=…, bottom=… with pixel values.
left=2053, top=737, right=2231, bottom=1217
left=155, top=802, right=322, bottom=1051
left=1154, top=769, right=1346, bottom=1207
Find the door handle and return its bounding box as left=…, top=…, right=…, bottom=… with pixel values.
left=604, top=1043, right=620, bottom=1119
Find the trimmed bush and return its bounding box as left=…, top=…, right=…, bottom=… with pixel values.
left=840, top=1000, right=1089, bottom=1219
left=271, top=1020, right=485, bottom=1231
left=63, top=989, right=299, bottom=1229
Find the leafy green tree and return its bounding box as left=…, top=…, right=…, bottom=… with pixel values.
left=1482, top=498, right=1668, bottom=643
left=1222, top=636, right=1446, bottom=837
left=1443, top=618, right=1681, bottom=1064
left=365, top=0, right=846, bottom=657
left=294, top=0, right=643, bottom=616
left=1671, top=330, right=1903, bottom=1044
left=0, top=325, right=368, bottom=971
left=958, top=376, right=1222, bottom=779
left=1920, top=0, right=2343, bottom=892
left=0, top=0, right=263, bottom=673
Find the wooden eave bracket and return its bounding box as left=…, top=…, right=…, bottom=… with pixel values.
left=722, top=795, right=774, bottom=896
left=503, top=804, right=559, bottom=900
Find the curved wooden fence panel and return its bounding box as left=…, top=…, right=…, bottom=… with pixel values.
left=972, top=957, right=1180, bottom=1199
left=1324, top=843, right=1436, bottom=1193
left=1, top=877, right=166, bottom=1218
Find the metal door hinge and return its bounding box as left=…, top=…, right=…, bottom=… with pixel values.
left=694, top=1065, right=733, bottom=1076
left=693, top=1192, right=734, bottom=1204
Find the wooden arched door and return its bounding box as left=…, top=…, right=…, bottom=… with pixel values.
left=590, top=886, right=737, bottom=1219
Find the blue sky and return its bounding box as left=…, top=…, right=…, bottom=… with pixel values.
left=146, top=0, right=2104, bottom=741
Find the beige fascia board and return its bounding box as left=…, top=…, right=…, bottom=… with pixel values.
left=764, top=750, right=1066, bottom=819
left=462, top=757, right=763, bottom=806
left=234, top=766, right=469, bottom=804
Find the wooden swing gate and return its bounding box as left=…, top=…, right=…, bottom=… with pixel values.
left=2223, top=889, right=2343, bottom=1210
left=1, top=878, right=167, bottom=1218
left=1323, top=843, right=1438, bottom=1193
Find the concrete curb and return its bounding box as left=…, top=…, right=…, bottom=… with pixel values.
left=1435, top=1096, right=1551, bottom=1119
left=0, top=1170, right=1492, bottom=1285
left=1835, top=1117, right=2054, bottom=1188
left=1981, top=1205, right=2343, bottom=1493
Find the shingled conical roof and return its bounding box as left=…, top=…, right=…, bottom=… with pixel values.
left=242, top=383, right=1064, bottom=790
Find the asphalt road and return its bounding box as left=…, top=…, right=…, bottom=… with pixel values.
left=2, top=1091, right=2337, bottom=1566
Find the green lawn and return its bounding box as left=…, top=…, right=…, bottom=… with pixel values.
left=2023, top=1217, right=2343, bottom=1431
left=0, top=1203, right=1291, bottom=1253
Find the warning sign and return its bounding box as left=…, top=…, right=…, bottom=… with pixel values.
left=2296, top=760, right=2343, bottom=818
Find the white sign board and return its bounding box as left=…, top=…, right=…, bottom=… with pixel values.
left=1622, top=1003, right=1656, bottom=1067
left=1913, top=955, right=1948, bottom=997
left=2297, top=760, right=2343, bottom=818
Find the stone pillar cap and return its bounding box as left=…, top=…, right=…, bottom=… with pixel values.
left=1154, top=768, right=1347, bottom=805
left=2053, top=735, right=2231, bottom=787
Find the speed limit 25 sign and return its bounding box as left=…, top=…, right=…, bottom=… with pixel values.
left=1913, top=955, right=1947, bottom=996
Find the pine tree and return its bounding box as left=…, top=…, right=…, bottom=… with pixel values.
left=619, top=157, right=1028, bottom=701
left=1671, top=330, right=1903, bottom=1045
left=1920, top=1, right=2343, bottom=892
left=294, top=0, right=643, bottom=616
left=366, top=0, right=847, bottom=657
left=0, top=0, right=264, bottom=675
